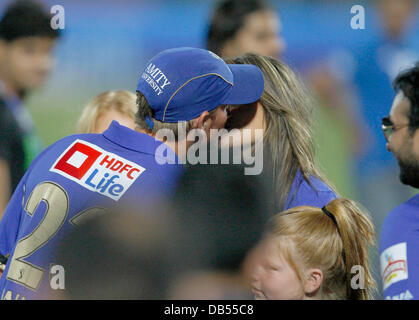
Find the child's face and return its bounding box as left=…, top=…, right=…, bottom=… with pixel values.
left=251, top=239, right=304, bottom=300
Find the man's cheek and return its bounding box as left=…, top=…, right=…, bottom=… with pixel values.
left=219, top=113, right=228, bottom=128
left=20, top=61, right=49, bottom=86
left=12, top=57, right=36, bottom=77
left=264, top=282, right=281, bottom=300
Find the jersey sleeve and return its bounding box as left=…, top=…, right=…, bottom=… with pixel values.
left=284, top=174, right=337, bottom=210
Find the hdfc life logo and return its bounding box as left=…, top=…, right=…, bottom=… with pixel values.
left=50, top=140, right=146, bottom=201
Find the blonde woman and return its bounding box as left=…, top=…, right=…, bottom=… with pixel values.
left=251, top=198, right=376, bottom=300
left=224, top=54, right=337, bottom=211
left=77, top=90, right=137, bottom=133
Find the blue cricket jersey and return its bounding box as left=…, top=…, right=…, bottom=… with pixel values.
left=0, top=121, right=184, bottom=299
left=380, top=194, right=419, bottom=300
left=284, top=170, right=337, bottom=210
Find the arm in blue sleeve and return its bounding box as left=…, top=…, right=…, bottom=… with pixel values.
left=0, top=139, right=67, bottom=257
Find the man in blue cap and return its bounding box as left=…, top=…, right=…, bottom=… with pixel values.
left=0, top=47, right=264, bottom=299
left=0, top=0, right=61, bottom=218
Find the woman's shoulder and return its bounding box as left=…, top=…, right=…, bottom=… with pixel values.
left=284, top=172, right=338, bottom=210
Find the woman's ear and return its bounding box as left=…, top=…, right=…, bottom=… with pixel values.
left=219, top=40, right=237, bottom=58
left=412, top=128, right=419, bottom=158
left=304, top=268, right=323, bottom=295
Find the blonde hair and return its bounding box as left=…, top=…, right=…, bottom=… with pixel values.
left=268, top=198, right=376, bottom=300
left=224, top=54, right=336, bottom=210
left=77, top=90, right=137, bottom=133
left=135, top=91, right=219, bottom=141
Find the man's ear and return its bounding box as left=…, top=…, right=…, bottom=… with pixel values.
left=304, top=268, right=323, bottom=295
left=412, top=129, right=419, bottom=158
left=195, top=111, right=210, bottom=129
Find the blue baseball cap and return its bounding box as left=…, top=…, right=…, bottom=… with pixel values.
left=136, top=47, right=264, bottom=125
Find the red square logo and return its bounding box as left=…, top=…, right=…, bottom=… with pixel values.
left=54, top=142, right=102, bottom=179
